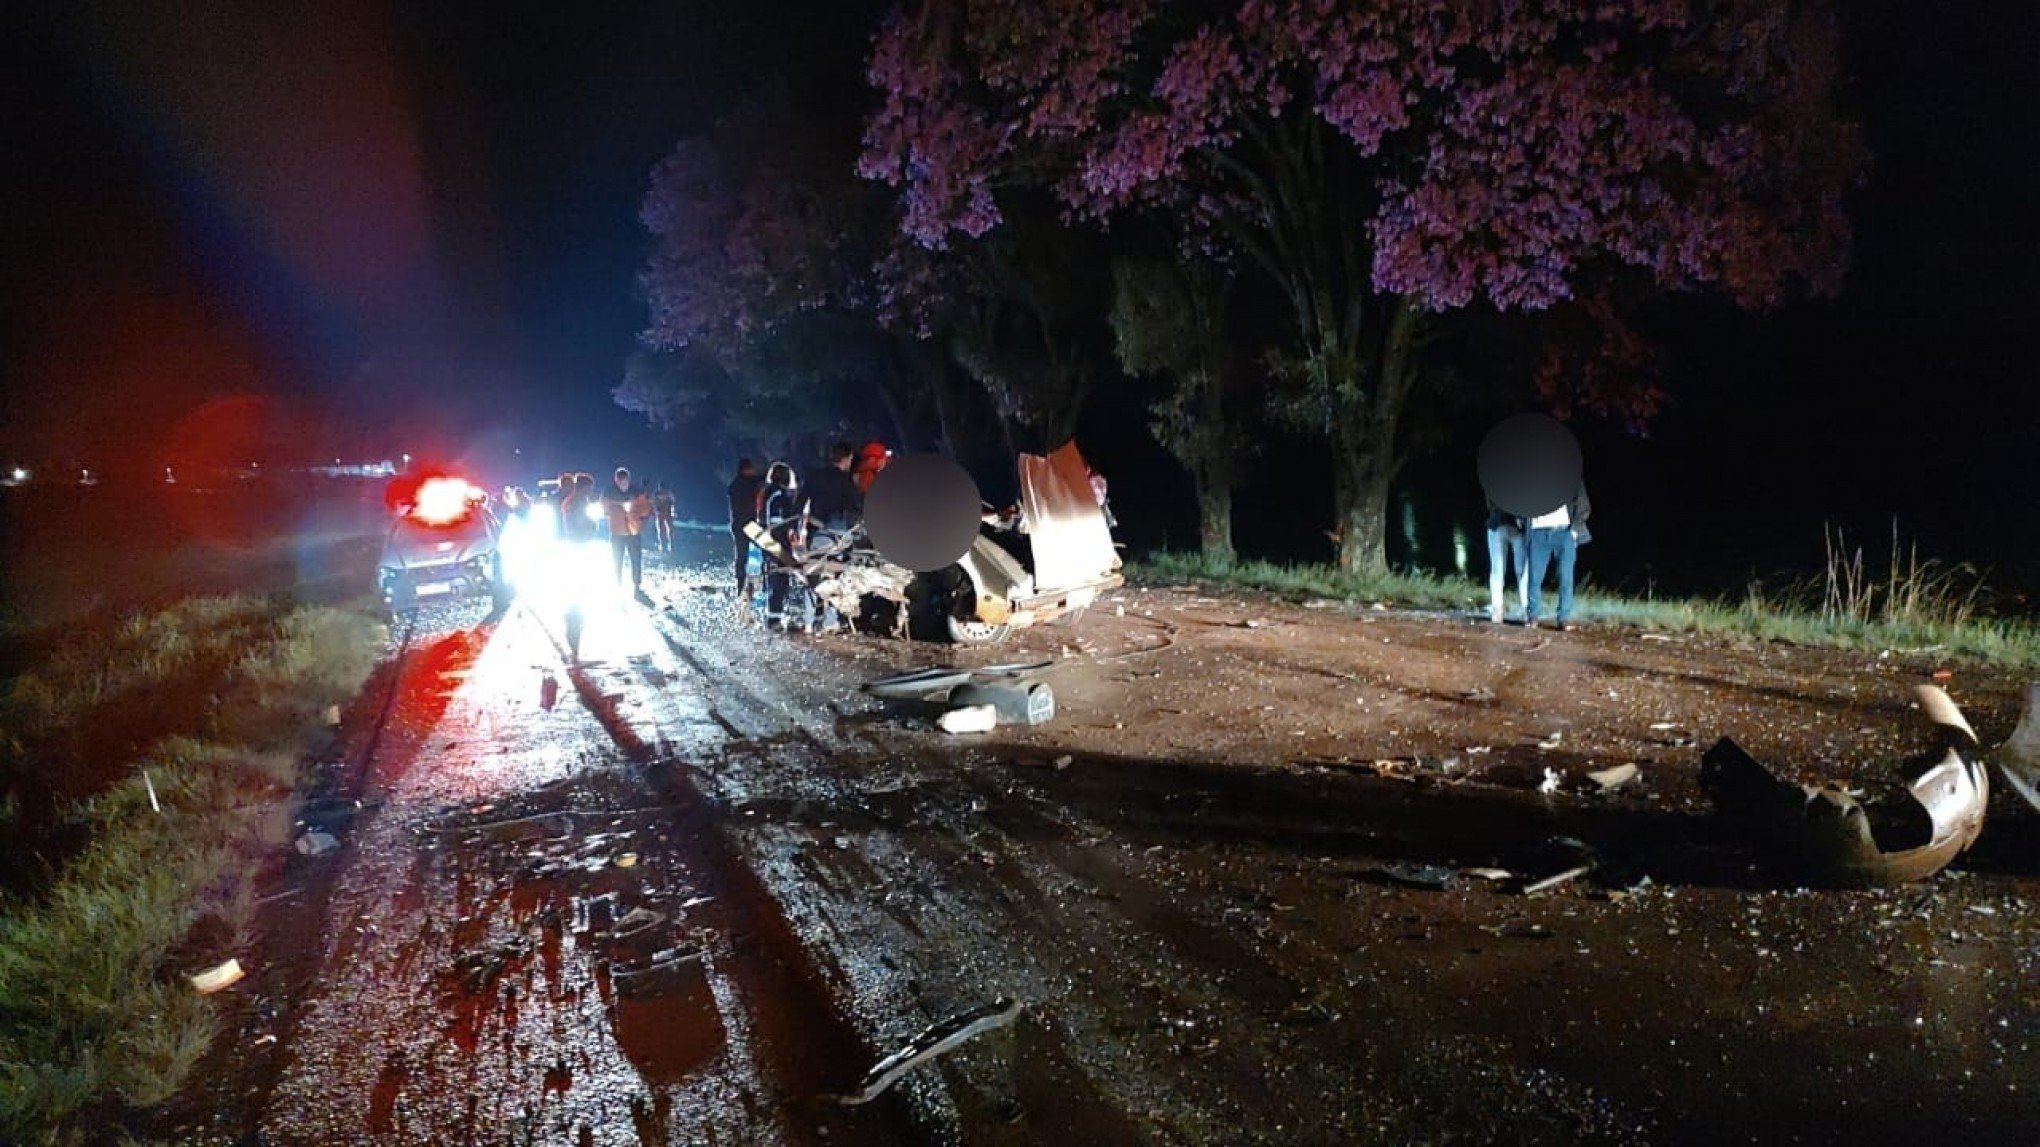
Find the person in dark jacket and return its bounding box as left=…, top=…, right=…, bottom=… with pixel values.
left=760, top=461, right=806, bottom=630
left=805, top=441, right=862, bottom=532
left=726, top=459, right=765, bottom=593
left=1525, top=483, right=1591, bottom=631
left=651, top=482, right=676, bottom=553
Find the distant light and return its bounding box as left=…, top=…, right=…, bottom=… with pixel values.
left=585, top=502, right=604, bottom=522
left=9, top=467, right=25, bottom=483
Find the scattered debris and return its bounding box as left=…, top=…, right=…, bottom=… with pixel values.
left=616, top=853, right=639, bottom=869
left=1523, top=864, right=1595, bottom=896
left=323, top=704, right=343, bottom=727
left=1053, top=754, right=1074, bottom=770
left=1538, top=768, right=1562, bottom=794
left=1639, top=633, right=1674, bottom=643
left=1699, top=684, right=1989, bottom=887
left=1537, top=731, right=1563, bottom=750
left=1994, top=681, right=2040, bottom=813
left=1480, top=921, right=1553, bottom=940
left=950, top=681, right=1057, bottom=726
left=612, top=945, right=705, bottom=994
left=1367, top=862, right=1458, bottom=890
left=540, top=674, right=559, bottom=710
left=294, top=831, right=339, bottom=857
left=939, top=705, right=999, bottom=735
left=609, top=907, right=665, bottom=941
left=190, top=959, right=246, bottom=994
left=1586, top=764, right=1640, bottom=791
left=143, top=769, right=161, bottom=814
left=832, top=998, right=1025, bottom=1106
left=864, top=666, right=974, bottom=701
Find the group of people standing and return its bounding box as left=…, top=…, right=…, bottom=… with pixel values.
left=508, top=467, right=677, bottom=598
left=726, top=441, right=892, bottom=630
left=1485, top=483, right=1591, bottom=630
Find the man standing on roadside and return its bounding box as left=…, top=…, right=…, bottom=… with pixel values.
left=805, top=442, right=862, bottom=534
left=651, top=482, right=677, bottom=554
left=601, top=467, right=652, bottom=596
left=726, top=458, right=765, bottom=595
left=1525, top=483, right=1591, bottom=631
left=1484, top=497, right=1529, bottom=624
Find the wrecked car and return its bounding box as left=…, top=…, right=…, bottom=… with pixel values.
left=757, top=442, right=1125, bottom=645
left=1699, top=683, right=1989, bottom=887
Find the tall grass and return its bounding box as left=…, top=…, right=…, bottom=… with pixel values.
left=0, top=596, right=383, bottom=1142
left=1135, top=529, right=2040, bottom=671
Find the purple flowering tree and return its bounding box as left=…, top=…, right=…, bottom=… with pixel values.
left=859, top=0, right=1861, bottom=571
left=634, top=92, right=949, bottom=455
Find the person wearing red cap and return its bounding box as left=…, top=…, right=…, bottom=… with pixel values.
left=852, top=441, right=892, bottom=497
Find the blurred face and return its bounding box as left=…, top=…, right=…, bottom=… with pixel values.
left=615, top=471, right=631, bottom=490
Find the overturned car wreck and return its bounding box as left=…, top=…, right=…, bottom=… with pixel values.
left=1699, top=684, right=1990, bottom=887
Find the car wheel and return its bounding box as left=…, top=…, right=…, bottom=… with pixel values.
left=946, top=613, right=1011, bottom=645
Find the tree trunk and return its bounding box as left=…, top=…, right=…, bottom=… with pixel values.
left=1330, top=298, right=1424, bottom=574
left=1196, top=473, right=1235, bottom=565
left=1332, top=437, right=1392, bottom=573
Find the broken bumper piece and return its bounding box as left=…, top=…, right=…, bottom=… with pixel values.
left=1699, top=684, right=1989, bottom=887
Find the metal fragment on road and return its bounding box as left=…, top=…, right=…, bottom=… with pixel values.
left=1523, top=864, right=1595, bottom=896
left=833, top=997, right=1024, bottom=1106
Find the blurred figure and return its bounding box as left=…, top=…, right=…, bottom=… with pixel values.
left=651, top=481, right=677, bottom=553
left=558, top=472, right=592, bottom=543
left=727, top=458, right=765, bottom=594
left=601, top=467, right=652, bottom=595
left=1086, top=461, right=1117, bottom=529
left=1484, top=497, right=1529, bottom=624
left=761, top=461, right=805, bottom=630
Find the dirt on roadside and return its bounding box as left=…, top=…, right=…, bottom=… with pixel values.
left=160, top=565, right=2040, bottom=1146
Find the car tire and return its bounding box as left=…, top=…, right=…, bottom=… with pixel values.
left=946, top=613, right=1011, bottom=645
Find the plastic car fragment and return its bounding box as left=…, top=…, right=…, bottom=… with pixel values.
left=1699, top=684, right=1988, bottom=887
left=1994, top=681, right=2040, bottom=813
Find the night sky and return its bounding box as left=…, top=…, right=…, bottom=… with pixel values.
left=4, top=0, right=2037, bottom=582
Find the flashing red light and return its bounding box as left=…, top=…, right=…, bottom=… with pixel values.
left=408, top=476, right=483, bottom=526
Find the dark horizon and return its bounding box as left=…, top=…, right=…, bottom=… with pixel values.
left=4, top=0, right=2037, bottom=580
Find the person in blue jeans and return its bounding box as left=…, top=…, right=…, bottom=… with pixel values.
left=1484, top=500, right=1529, bottom=624
left=1526, top=484, right=1591, bottom=630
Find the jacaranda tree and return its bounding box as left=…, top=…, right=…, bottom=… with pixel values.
left=635, top=92, right=941, bottom=455
left=858, top=0, right=1861, bottom=571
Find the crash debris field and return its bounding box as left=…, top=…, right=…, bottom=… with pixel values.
left=169, top=568, right=2040, bottom=1146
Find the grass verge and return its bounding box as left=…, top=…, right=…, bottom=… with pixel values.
left=0, top=596, right=383, bottom=1143
left=1132, top=549, right=2040, bottom=672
